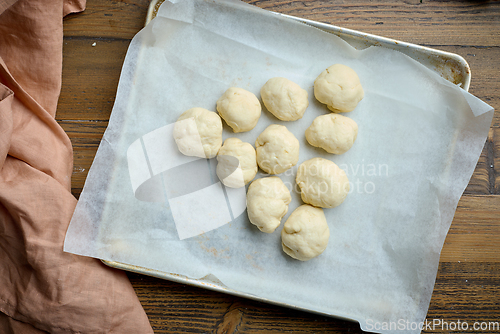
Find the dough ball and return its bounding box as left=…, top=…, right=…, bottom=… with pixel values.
left=314, top=64, right=364, bottom=113
left=295, top=157, right=350, bottom=208
left=281, top=205, right=330, bottom=261
left=255, top=124, right=300, bottom=175
left=173, top=107, right=222, bottom=159
left=260, top=77, right=309, bottom=121
left=246, top=176, right=292, bottom=233
left=216, top=87, right=261, bottom=133
left=305, top=114, right=358, bottom=154
left=216, top=138, right=257, bottom=188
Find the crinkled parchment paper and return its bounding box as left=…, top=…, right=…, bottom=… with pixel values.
left=64, top=0, right=494, bottom=332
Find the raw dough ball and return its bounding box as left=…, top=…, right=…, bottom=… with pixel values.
left=314, top=64, right=364, bottom=113
left=281, top=205, right=330, bottom=261
left=260, top=77, right=309, bottom=121
left=295, top=157, right=350, bottom=208
left=216, top=138, right=258, bottom=188
left=216, top=87, right=261, bottom=133
left=246, top=177, right=292, bottom=233
left=255, top=124, right=300, bottom=175
left=305, top=114, right=358, bottom=154
left=173, top=107, right=222, bottom=159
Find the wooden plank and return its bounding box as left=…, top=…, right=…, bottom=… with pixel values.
left=250, top=0, right=500, bottom=47
left=63, top=0, right=500, bottom=48
left=450, top=44, right=499, bottom=195
left=494, top=128, right=500, bottom=194
left=428, top=262, right=500, bottom=327
left=464, top=143, right=491, bottom=195
left=59, top=38, right=130, bottom=121
left=58, top=120, right=107, bottom=198
left=441, top=195, right=500, bottom=262
left=457, top=46, right=500, bottom=133
left=437, top=46, right=500, bottom=119
left=63, top=0, right=151, bottom=40
left=489, top=128, right=497, bottom=195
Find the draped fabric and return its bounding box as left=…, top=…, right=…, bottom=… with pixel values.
left=0, top=1, right=153, bottom=332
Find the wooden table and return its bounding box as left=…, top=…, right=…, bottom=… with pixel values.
left=61, top=1, right=500, bottom=332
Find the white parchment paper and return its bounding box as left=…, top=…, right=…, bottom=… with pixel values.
left=64, top=0, right=494, bottom=332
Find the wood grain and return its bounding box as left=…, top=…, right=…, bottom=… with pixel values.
left=59, top=120, right=107, bottom=197
left=494, top=128, right=500, bottom=194
left=60, top=0, right=500, bottom=332
left=248, top=0, right=500, bottom=47
left=59, top=39, right=130, bottom=121
left=443, top=195, right=500, bottom=262
left=63, top=0, right=150, bottom=40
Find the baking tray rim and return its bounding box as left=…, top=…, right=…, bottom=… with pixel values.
left=102, top=259, right=359, bottom=322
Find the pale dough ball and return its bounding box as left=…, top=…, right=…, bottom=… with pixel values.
left=314, top=64, right=364, bottom=113
left=281, top=204, right=330, bottom=261
left=260, top=77, right=309, bottom=121
left=216, top=138, right=257, bottom=188
left=173, top=107, right=222, bottom=159
left=255, top=124, right=300, bottom=175
left=295, top=157, right=350, bottom=209
left=305, top=114, right=358, bottom=154
left=246, top=177, right=292, bottom=233
left=216, top=87, right=261, bottom=133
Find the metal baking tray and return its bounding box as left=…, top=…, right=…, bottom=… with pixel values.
left=102, top=0, right=472, bottom=320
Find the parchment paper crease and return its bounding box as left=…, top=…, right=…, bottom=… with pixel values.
left=64, top=0, right=494, bottom=333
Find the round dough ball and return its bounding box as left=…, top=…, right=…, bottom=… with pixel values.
left=255, top=124, right=300, bottom=175
left=260, top=77, right=309, bottom=121
left=281, top=205, right=330, bottom=261
left=173, top=107, right=222, bottom=159
left=295, top=157, right=350, bottom=208
left=246, top=177, right=292, bottom=233
left=216, top=138, right=258, bottom=188
left=314, top=64, right=364, bottom=113
left=216, top=87, right=261, bottom=133
left=305, top=114, right=358, bottom=154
